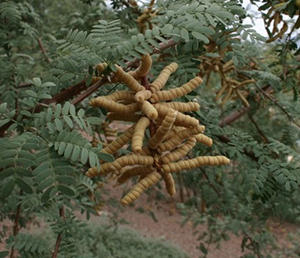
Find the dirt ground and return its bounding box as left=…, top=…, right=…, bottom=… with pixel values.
left=92, top=182, right=299, bottom=258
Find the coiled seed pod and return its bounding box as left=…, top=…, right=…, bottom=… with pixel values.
left=162, top=156, right=230, bottom=173
left=161, top=137, right=196, bottom=163
left=151, top=77, right=202, bottom=102
left=150, top=63, right=178, bottom=92
left=132, top=117, right=150, bottom=153
left=148, top=110, right=177, bottom=149
left=121, top=171, right=162, bottom=206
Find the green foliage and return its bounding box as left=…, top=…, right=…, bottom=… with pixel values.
left=0, top=0, right=300, bottom=257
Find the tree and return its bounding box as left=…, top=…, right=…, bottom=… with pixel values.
left=0, top=0, right=299, bottom=257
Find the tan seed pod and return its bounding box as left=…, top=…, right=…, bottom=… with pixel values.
left=195, top=134, right=213, bottom=147
left=117, top=165, right=154, bottom=185
left=162, top=156, right=230, bottom=173
left=150, top=62, right=178, bottom=92
left=141, top=101, right=158, bottom=120
left=158, top=102, right=200, bottom=112
left=121, top=171, right=162, bottom=206
left=90, top=97, right=139, bottom=113
left=158, top=126, right=204, bottom=153
left=113, top=65, right=145, bottom=92
left=150, top=76, right=202, bottom=102
left=86, top=167, right=100, bottom=178
left=135, top=90, right=152, bottom=103
left=105, top=90, right=135, bottom=102
left=162, top=172, right=176, bottom=196
left=111, top=154, right=154, bottom=172
left=148, top=110, right=177, bottom=149
left=107, top=112, right=141, bottom=122
left=102, top=126, right=135, bottom=154
left=129, top=54, right=152, bottom=79
left=236, top=89, right=250, bottom=107
left=96, top=63, right=108, bottom=74
left=161, top=137, right=196, bottom=163
left=155, top=104, right=200, bottom=128
left=132, top=117, right=151, bottom=153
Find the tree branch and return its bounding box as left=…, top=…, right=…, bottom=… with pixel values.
left=51, top=207, right=65, bottom=258
left=248, top=114, right=269, bottom=143
left=37, top=38, right=51, bottom=64
left=9, top=200, right=22, bottom=258
left=219, top=107, right=250, bottom=127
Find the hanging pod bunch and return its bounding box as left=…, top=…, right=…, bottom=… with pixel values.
left=86, top=54, right=230, bottom=206
left=198, top=47, right=256, bottom=107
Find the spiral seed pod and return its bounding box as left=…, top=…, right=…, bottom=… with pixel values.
left=161, top=137, right=196, bottom=163
left=135, top=90, right=152, bottom=103
left=158, top=102, right=200, bottom=112
left=121, top=171, right=162, bottom=206
left=154, top=104, right=200, bottom=128
left=110, top=154, right=154, bottom=172
left=90, top=97, right=139, bottom=113
left=151, top=76, right=203, bottom=102
left=162, top=156, right=230, bottom=173
left=148, top=110, right=177, bottom=149
left=158, top=126, right=205, bottom=153
left=141, top=101, right=158, bottom=120
left=195, top=134, right=213, bottom=147
left=107, top=112, right=141, bottom=122
left=86, top=167, right=100, bottom=178
left=114, top=65, right=145, bottom=92
left=132, top=117, right=150, bottom=153
left=117, top=166, right=154, bottom=185
left=129, top=54, right=152, bottom=79
left=162, top=172, right=176, bottom=196
left=150, top=62, right=178, bottom=92
left=96, top=63, right=108, bottom=74
left=102, top=126, right=135, bottom=154
left=236, top=89, right=250, bottom=107
left=106, top=90, right=135, bottom=102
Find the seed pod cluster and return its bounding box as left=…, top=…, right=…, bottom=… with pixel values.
left=198, top=52, right=255, bottom=107
left=258, top=1, right=300, bottom=43
left=87, top=55, right=230, bottom=206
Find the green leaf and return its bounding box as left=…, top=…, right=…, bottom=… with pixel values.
left=80, top=148, right=89, bottom=164
left=0, top=103, right=7, bottom=113
left=180, top=28, right=189, bottom=42
left=63, top=115, right=73, bottom=128
left=25, top=90, right=37, bottom=98
left=87, top=117, right=102, bottom=125
left=32, top=77, right=42, bottom=87
left=54, top=118, right=63, bottom=131
left=64, top=143, right=73, bottom=159
left=88, top=151, right=98, bottom=167
left=69, top=104, right=76, bottom=116
left=41, top=186, right=55, bottom=202
left=0, top=119, right=10, bottom=127
left=62, top=102, right=70, bottom=115
left=58, top=142, right=66, bottom=155
left=192, top=32, right=209, bottom=44
left=16, top=178, right=33, bottom=193
left=99, top=152, right=114, bottom=162
left=42, top=82, right=56, bottom=87
left=2, top=178, right=15, bottom=198
left=57, top=185, right=75, bottom=196
left=71, top=145, right=81, bottom=162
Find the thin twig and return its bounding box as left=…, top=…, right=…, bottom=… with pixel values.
left=71, top=78, right=108, bottom=105
left=254, top=83, right=300, bottom=129
left=248, top=114, right=269, bottom=143
left=219, top=107, right=250, bottom=127
left=37, top=38, right=51, bottom=63
left=51, top=207, right=65, bottom=258
left=10, top=201, right=22, bottom=258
